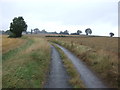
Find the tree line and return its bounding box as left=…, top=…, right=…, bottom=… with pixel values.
left=3, top=16, right=115, bottom=37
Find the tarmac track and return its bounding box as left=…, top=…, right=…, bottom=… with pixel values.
left=45, top=45, right=71, bottom=88
left=55, top=44, right=107, bottom=88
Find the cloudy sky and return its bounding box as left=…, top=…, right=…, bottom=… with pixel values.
left=0, top=0, right=119, bottom=36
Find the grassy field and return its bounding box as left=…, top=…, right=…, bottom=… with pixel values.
left=2, top=35, right=50, bottom=88
left=47, top=36, right=118, bottom=88
left=2, top=34, right=119, bottom=88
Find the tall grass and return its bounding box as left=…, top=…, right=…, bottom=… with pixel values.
left=2, top=36, right=50, bottom=88
left=2, top=35, right=26, bottom=54
left=47, top=36, right=118, bottom=88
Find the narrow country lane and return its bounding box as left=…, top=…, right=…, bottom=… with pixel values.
left=55, top=44, right=107, bottom=88
left=45, top=45, right=71, bottom=88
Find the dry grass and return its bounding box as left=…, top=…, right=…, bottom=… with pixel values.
left=2, top=35, right=26, bottom=53
left=47, top=36, right=118, bottom=88
left=47, top=36, right=118, bottom=53
left=2, top=36, right=50, bottom=88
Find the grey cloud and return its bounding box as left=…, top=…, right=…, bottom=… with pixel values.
left=0, top=0, right=118, bottom=36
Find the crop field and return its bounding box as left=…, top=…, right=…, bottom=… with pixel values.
left=2, top=35, right=26, bottom=54
left=46, top=36, right=119, bottom=88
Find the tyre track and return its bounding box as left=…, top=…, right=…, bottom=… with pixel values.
left=55, top=44, right=107, bottom=88
left=45, top=45, right=71, bottom=88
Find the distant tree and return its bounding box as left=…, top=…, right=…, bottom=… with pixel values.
left=9, top=16, right=27, bottom=37
left=34, top=28, right=39, bottom=34
left=77, top=30, right=82, bottom=35
left=85, top=28, right=92, bottom=35
left=52, top=31, right=58, bottom=34
left=5, top=30, right=12, bottom=35
left=2, top=30, right=5, bottom=34
left=41, top=29, right=47, bottom=33
left=71, top=33, right=78, bottom=35
left=31, top=29, right=33, bottom=34
left=59, top=31, right=63, bottom=34
left=63, top=30, right=69, bottom=35
left=109, top=32, right=114, bottom=37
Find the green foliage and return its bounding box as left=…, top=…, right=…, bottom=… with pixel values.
left=77, top=30, right=82, bottom=35
left=59, top=30, right=69, bottom=35
left=85, top=28, right=92, bottom=35
left=109, top=32, right=114, bottom=37
left=8, top=32, right=16, bottom=38
left=10, top=16, right=27, bottom=37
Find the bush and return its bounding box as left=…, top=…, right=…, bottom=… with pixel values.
left=8, top=32, right=16, bottom=38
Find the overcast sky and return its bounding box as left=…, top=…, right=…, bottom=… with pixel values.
left=0, top=0, right=119, bottom=36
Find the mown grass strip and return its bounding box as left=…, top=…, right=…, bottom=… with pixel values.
left=2, top=36, right=34, bottom=61
left=52, top=43, right=85, bottom=88
left=2, top=37, right=51, bottom=88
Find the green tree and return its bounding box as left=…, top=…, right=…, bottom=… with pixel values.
left=64, top=30, right=69, bottom=35
left=77, top=30, right=82, bottom=35
left=9, top=16, right=27, bottom=37
left=109, top=32, right=114, bottom=37
left=85, top=28, right=92, bottom=35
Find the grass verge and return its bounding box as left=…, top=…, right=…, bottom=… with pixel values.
left=2, top=36, right=50, bottom=88
left=52, top=43, right=85, bottom=88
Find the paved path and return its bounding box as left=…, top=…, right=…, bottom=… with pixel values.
left=56, top=44, right=107, bottom=88
left=45, top=45, right=71, bottom=88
